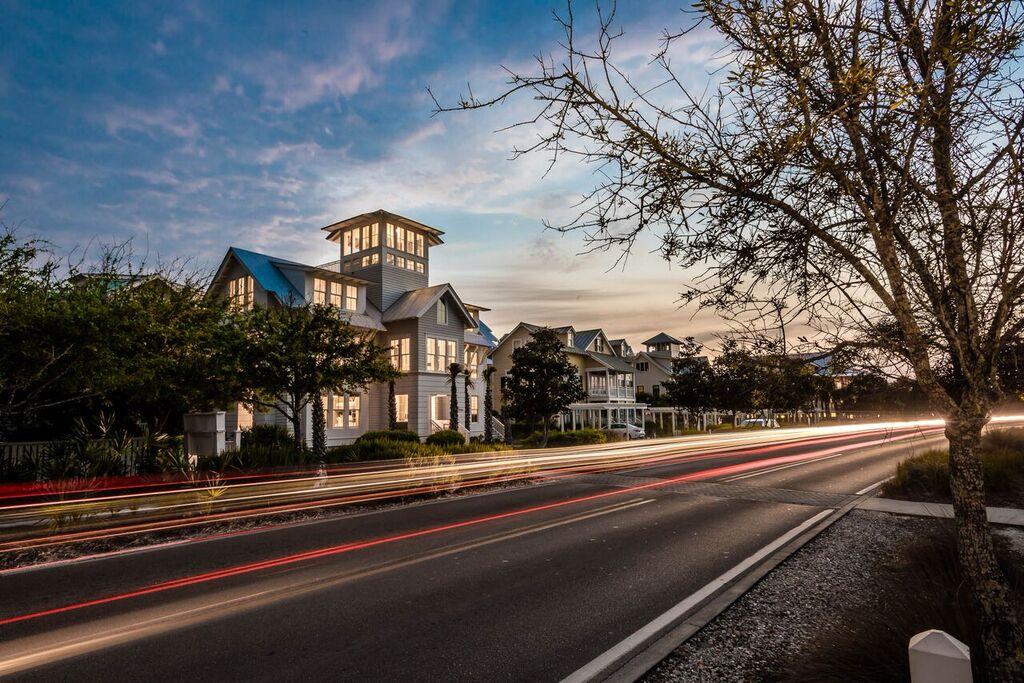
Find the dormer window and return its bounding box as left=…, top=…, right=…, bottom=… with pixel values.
left=228, top=275, right=254, bottom=310
left=594, top=337, right=604, bottom=353
left=437, top=301, right=448, bottom=324
left=313, top=278, right=358, bottom=311
left=568, top=331, right=574, bottom=346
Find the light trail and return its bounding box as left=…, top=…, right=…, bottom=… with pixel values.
left=0, top=419, right=973, bottom=551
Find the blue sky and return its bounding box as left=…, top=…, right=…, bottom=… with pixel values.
left=1, top=0, right=726, bottom=343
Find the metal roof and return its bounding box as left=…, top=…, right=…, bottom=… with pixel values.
left=572, top=329, right=602, bottom=351
left=382, top=283, right=475, bottom=324
left=587, top=352, right=636, bottom=373
left=229, top=247, right=305, bottom=304
left=321, top=209, right=445, bottom=246
left=642, top=332, right=685, bottom=346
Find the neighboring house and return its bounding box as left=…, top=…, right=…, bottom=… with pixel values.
left=207, top=209, right=497, bottom=446
left=788, top=352, right=857, bottom=391
left=631, top=332, right=688, bottom=400
left=489, top=323, right=646, bottom=428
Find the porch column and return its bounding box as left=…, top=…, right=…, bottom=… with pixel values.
left=671, top=411, right=676, bottom=434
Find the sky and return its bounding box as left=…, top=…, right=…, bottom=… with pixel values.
left=1, top=0, right=729, bottom=345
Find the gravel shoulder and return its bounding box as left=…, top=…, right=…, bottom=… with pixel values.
left=644, top=509, right=1024, bottom=683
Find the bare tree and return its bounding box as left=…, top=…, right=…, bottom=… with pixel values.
left=435, top=0, right=1024, bottom=674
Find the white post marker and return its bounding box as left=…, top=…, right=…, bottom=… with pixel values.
left=909, top=630, right=972, bottom=683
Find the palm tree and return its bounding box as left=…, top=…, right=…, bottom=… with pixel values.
left=446, top=362, right=462, bottom=431
left=387, top=380, right=397, bottom=429
left=463, top=367, right=474, bottom=431
left=482, top=366, right=496, bottom=442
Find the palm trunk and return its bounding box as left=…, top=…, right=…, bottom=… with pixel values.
left=311, top=393, right=326, bottom=463
left=449, top=370, right=459, bottom=432
left=946, top=415, right=1024, bottom=678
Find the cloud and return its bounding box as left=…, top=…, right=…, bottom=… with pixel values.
left=103, top=107, right=200, bottom=140
left=151, top=40, right=166, bottom=55
left=253, top=141, right=321, bottom=166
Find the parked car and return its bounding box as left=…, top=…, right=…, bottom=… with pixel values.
left=609, top=422, right=646, bottom=439
left=739, top=418, right=780, bottom=429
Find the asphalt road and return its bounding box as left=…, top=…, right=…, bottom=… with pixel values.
left=0, top=424, right=950, bottom=681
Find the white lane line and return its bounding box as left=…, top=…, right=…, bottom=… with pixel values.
left=722, top=452, right=847, bottom=481
left=562, top=508, right=833, bottom=683
left=855, top=478, right=891, bottom=496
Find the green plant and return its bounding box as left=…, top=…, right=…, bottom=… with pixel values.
left=240, top=424, right=293, bottom=449
left=426, top=429, right=465, bottom=447
left=355, top=429, right=420, bottom=444
left=524, top=428, right=606, bottom=448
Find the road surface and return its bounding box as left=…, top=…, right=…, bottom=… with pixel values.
left=0, top=422, right=961, bottom=681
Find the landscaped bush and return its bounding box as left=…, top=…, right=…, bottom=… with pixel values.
left=443, top=442, right=515, bottom=454
left=601, top=429, right=627, bottom=443
left=524, top=428, right=607, bottom=448
left=883, top=428, right=1024, bottom=506
left=355, top=429, right=420, bottom=444
left=240, top=424, right=293, bottom=449
left=425, top=429, right=465, bottom=447
left=233, top=442, right=311, bottom=469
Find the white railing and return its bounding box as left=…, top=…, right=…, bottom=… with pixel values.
left=588, top=387, right=635, bottom=400
left=491, top=415, right=506, bottom=442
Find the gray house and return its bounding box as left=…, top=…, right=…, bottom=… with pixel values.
left=631, top=333, right=689, bottom=400
left=208, top=210, right=497, bottom=445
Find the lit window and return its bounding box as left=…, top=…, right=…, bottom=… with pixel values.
left=343, top=231, right=354, bottom=256
left=328, top=282, right=342, bottom=308
left=595, top=337, right=604, bottom=352
left=397, top=256, right=406, bottom=269
left=386, top=223, right=396, bottom=248
left=371, top=222, right=379, bottom=248
left=313, top=278, right=328, bottom=305
left=344, top=284, right=358, bottom=311
left=386, top=253, right=395, bottom=266
left=470, top=395, right=479, bottom=422
left=396, top=226, right=406, bottom=253
left=395, top=394, right=408, bottom=423
left=426, top=337, right=456, bottom=372
left=568, top=331, right=574, bottom=346
left=321, top=393, right=329, bottom=426
left=389, top=337, right=411, bottom=372
left=331, top=393, right=345, bottom=428
left=416, top=234, right=424, bottom=257
left=228, top=275, right=254, bottom=310
left=512, top=339, right=524, bottom=350
left=346, top=395, right=361, bottom=427
left=638, top=385, right=645, bottom=394
left=416, top=261, right=424, bottom=274
left=464, top=347, right=478, bottom=378
left=437, top=301, right=448, bottom=325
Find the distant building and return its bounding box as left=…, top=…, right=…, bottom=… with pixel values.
left=489, top=323, right=646, bottom=428
left=630, top=333, right=707, bottom=401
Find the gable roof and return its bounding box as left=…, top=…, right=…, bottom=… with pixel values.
left=635, top=351, right=675, bottom=375
left=227, top=247, right=305, bottom=304
left=476, top=319, right=498, bottom=346
left=572, top=328, right=603, bottom=351
left=587, top=352, right=635, bottom=373
left=321, top=209, right=445, bottom=246
left=493, top=322, right=575, bottom=353
left=642, top=332, right=685, bottom=346
left=382, top=283, right=474, bottom=324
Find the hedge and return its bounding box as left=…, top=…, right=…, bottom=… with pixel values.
left=356, top=429, right=420, bottom=444
left=425, top=429, right=466, bottom=447
left=524, top=428, right=607, bottom=448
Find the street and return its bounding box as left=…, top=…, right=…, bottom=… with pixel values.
left=0, top=423, right=954, bottom=681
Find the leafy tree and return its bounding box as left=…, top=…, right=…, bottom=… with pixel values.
left=240, top=303, right=397, bottom=449
left=503, top=328, right=586, bottom=446
left=482, top=365, right=496, bottom=442
left=441, top=2, right=1024, bottom=668
left=711, top=341, right=760, bottom=426
left=446, top=362, right=462, bottom=431
left=663, top=338, right=715, bottom=429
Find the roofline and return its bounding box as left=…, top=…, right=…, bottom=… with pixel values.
left=321, top=210, right=445, bottom=245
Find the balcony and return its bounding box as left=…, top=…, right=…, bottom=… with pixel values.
left=585, top=370, right=635, bottom=402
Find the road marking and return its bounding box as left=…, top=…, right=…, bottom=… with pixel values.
left=0, top=498, right=655, bottom=675
left=855, top=478, right=891, bottom=496
left=562, top=508, right=833, bottom=683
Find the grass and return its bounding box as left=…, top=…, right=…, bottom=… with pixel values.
left=779, top=524, right=1024, bottom=682
left=882, top=428, right=1024, bottom=507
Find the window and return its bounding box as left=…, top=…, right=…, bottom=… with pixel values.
left=470, top=395, right=479, bottom=422
left=331, top=394, right=345, bottom=429
left=637, top=385, right=645, bottom=395
left=416, top=261, right=424, bottom=273
left=437, top=301, right=448, bottom=325
left=228, top=275, right=254, bottom=310
left=395, top=394, right=409, bottom=423
left=652, top=385, right=661, bottom=398
left=344, top=284, right=358, bottom=311
left=329, top=281, right=342, bottom=308
left=386, top=253, right=395, bottom=265
left=426, top=337, right=456, bottom=372
left=346, top=395, right=361, bottom=426
left=512, top=339, right=524, bottom=350
left=594, top=337, right=604, bottom=352
left=343, top=223, right=379, bottom=255
left=397, top=256, right=406, bottom=269
left=464, top=346, right=478, bottom=379
left=567, top=331, right=574, bottom=346
left=389, top=337, right=411, bottom=372
left=387, top=223, right=425, bottom=258
left=415, top=233, right=424, bottom=257
left=313, top=278, right=329, bottom=305
left=360, top=254, right=379, bottom=268
left=321, top=393, right=330, bottom=426
left=635, top=361, right=649, bottom=372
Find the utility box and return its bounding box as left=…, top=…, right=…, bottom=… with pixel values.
left=183, top=411, right=226, bottom=457
left=909, top=630, right=972, bottom=683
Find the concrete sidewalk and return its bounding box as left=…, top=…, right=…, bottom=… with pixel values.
left=859, top=497, right=1024, bottom=527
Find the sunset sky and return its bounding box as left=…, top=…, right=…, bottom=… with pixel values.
left=1, top=1, right=728, bottom=345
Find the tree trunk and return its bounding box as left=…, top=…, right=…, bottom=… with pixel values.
left=484, top=386, right=493, bottom=443
left=387, top=381, right=397, bottom=430
left=290, top=411, right=303, bottom=451
left=541, top=418, right=549, bottom=448
left=946, top=415, right=1024, bottom=679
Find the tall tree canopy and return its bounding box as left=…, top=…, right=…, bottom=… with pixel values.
left=503, top=328, right=586, bottom=446
left=439, top=0, right=1024, bottom=672
left=240, top=303, right=398, bottom=449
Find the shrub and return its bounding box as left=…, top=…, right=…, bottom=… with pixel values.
left=234, top=442, right=310, bottom=469
left=524, top=428, right=607, bottom=448
left=240, top=424, right=293, bottom=449
left=601, top=429, right=627, bottom=443
left=355, top=429, right=420, bottom=444
left=425, top=429, right=465, bottom=447
left=445, top=442, right=515, bottom=454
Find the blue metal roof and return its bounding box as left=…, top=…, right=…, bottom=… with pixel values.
left=230, top=247, right=304, bottom=305
left=477, top=319, right=498, bottom=346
